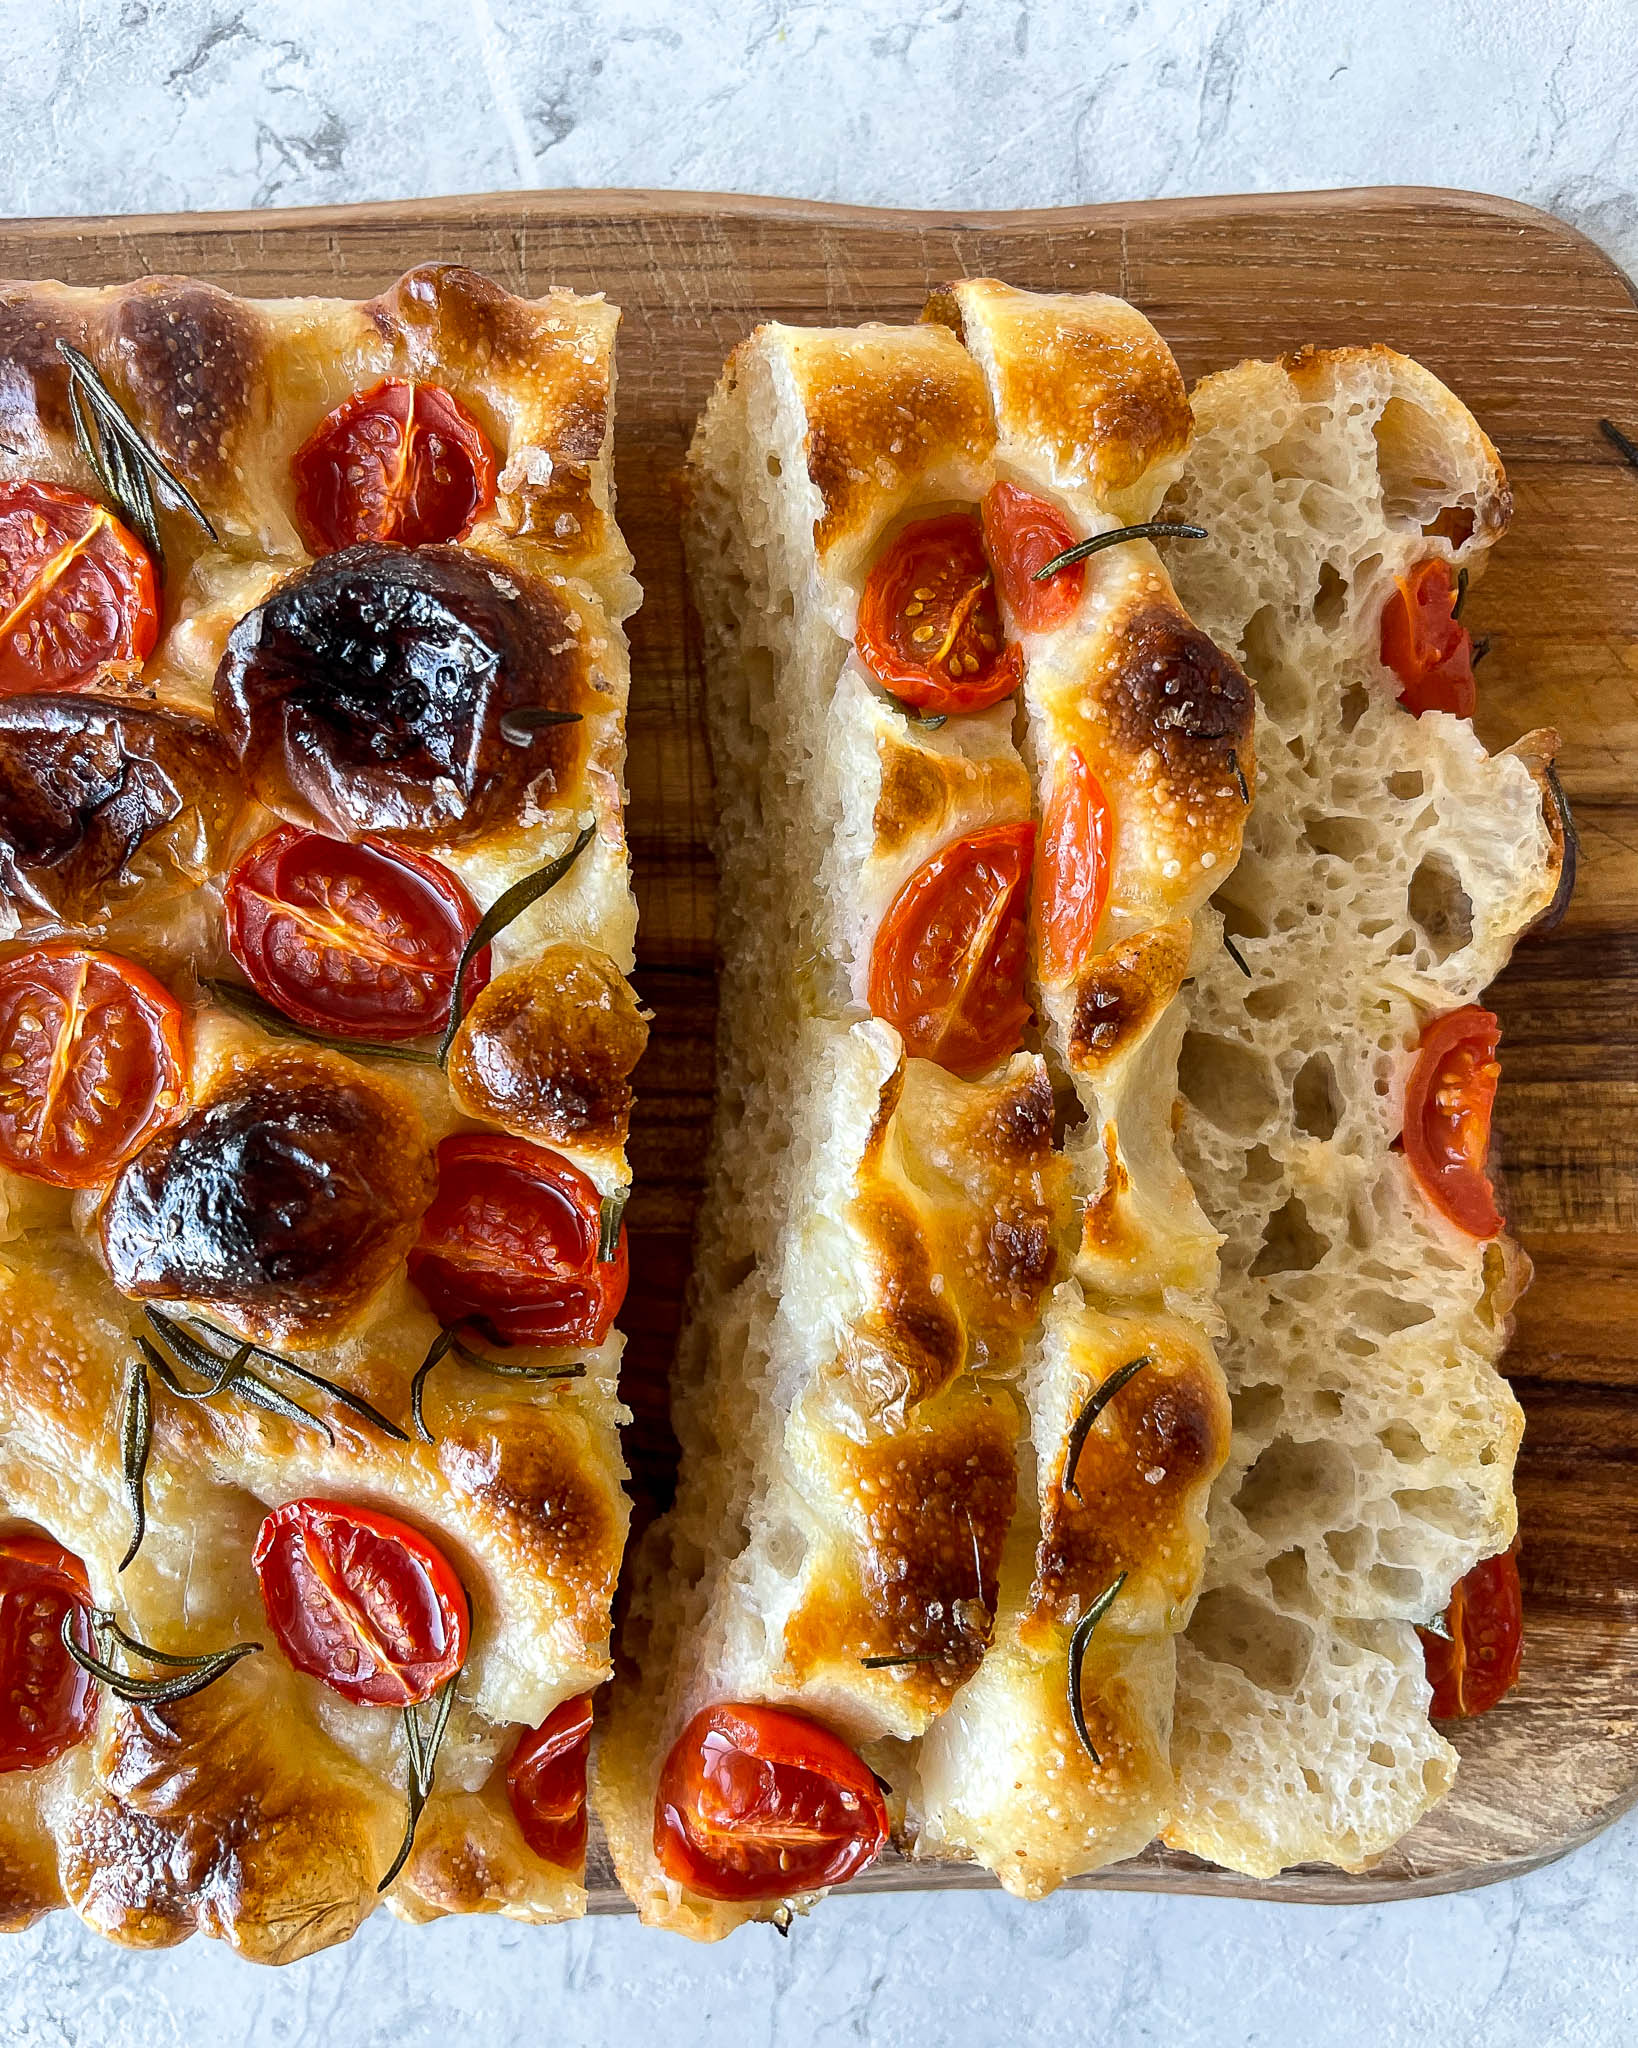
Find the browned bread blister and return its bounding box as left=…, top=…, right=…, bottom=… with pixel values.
left=0, top=267, right=641, bottom=1957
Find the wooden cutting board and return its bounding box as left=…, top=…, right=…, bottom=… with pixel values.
left=5, top=185, right=1635, bottom=1909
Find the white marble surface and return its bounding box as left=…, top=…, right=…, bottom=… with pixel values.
left=2, top=3, right=1635, bottom=2043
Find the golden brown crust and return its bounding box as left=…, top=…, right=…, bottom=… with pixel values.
left=447, top=944, right=648, bottom=1154
left=104, top=278, right=269, bottom=499
left=1067, top=922, right=1193, bottom=1077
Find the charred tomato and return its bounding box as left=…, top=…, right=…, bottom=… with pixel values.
left=407, top=1134, right=626, bottom=1349
left=225, top=826, right=489, bottom=1043
left=655, top=1703, right=889, bottom=1902
left=213, top=544, right=585, bottom=845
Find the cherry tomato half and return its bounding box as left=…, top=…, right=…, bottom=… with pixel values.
left=407, top=1135, right=628, bottom=1348
left=252, top=1498, right=469, bottom=1708
left=655, top=1702, right=889, bottom=1903
left=0, top=1534, right=96, bottom=1774
left=981, top=481, right=1085, bottom=634
left=855, top=512, right=1024, bottom=714
left=1380, top=559, right=1476, bottom=718
left=0, top=944, right=185, bottom=1187
left=1403, top=1005, right=1503, bottom=1239
left=868, top=821, right=1034, bottom=1076
left=1419, top=1543, right=1523, bottom=1718
left=506, top=1692, right=594, bottom=1868
left=1034, top=746, right=1113, bottom=984
left=224, top=826, right=490, bottom=1044
left=293, top=380, right=498, bottom=554
left=0, top=480, right=159, bottom=695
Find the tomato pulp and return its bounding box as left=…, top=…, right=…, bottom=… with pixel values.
left=507, top=1693, right=595, bottom=1868
left=1034, top=745, right=1113, bottom=983
left=0, top=480, right=159, bottom=695
left=1420, top=1544, right=1524, bottom=1718
left=225, top=826, right=489, bottom=1042
left=1380, top=559, right=1477, bottom=718
left=0, top=945, right=185, bottom=1186
left=655, top=1703, right=889, bottom=1902
left=0, top=1534, right=96, bottom=1773
left=408, top=1135, right=628, bottom=1348
left=252, top=1498, right=469, bottom=1707
left=1402, top=1006, right=1503, bottom=1238
left=293, top=379, right=497, bottom=552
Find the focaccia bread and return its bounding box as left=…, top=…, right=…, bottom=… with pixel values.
left=0, top=266, right=642, bottom=1960
left=597, top=288, right=1252, bottom=1935
left=1155, top=347, right=1562, bottom=1876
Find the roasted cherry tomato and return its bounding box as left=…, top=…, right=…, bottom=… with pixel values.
left=0, top=1534, right=96, bottom=1774
left=0, top=944, right=185, bottom=1187
left=224, top=826, right=490, bottom=1044
left=868, top=821, right=1034, bottom=1076
left=981, top=481, right=1085, bottom=634
left=293, top=380, right=497, bottom=553
left=252, top=1498, right=469, bottom=1708
left=1035, top=746, right=1112, bottom=983
left=855, top=512, right=1024, bottom=714
left=655, top=1702, right=889, bottom=1902
left=1419, top=1543, right=1523, bottom=1718
left=407, top=1135, right=627, bottom=1348
left=0, top=480, right=159, bottom=695
left=1380, top=558, right=1476, bottom=718
left=506, top=1692, right=594, bottom=1868
left=1403, top=1005, right=1503, bottom=1238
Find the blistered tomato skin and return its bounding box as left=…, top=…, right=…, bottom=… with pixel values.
left=0, top=945, right=185, bottom=1187
left=0, top=1535, right=97, bottom=1774
left=252, top=1498, right=469, bottom=1708
left=1035, top=746, right=1113, bottom=985
left=0, top=481, right=159, bottom=695
left=225, top=826, right=489, bottom=1043
left=868, top=821, right=1035, bottom=1077
left=213, top=544, right=586, bottom=846
left=293, top=379, right=498, bottom=554
left=655, top=1703, right=889, bottom=1903
left=407, top=1134, right=627, bottom=1348
left=506, top=1693, right=595, bottom=1868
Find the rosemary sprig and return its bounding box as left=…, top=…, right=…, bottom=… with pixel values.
left=1063, top=1358, right=1150, bottom=1503
left=145, top=1309, right=409, bottom=1446
left=597, top=1188, right=630, bottom=1264
left=1452, top=566, right=1470, bottom=621
left=1223, top=932, right=1252, bottom=978
left=62, top=1606, right=261, bottom=1707
left=202, top=978, right=440, bottom=1066
left=500, top=706, right=584, bottom=747
left=1599, top=417, right=1638, bottom=473
left=56, top=340, right=219, bottom=572
left=1228, top=747, right=1250, bottom=806
left=1033, top=521, right=1207, bottom=581
left=884, top=691, right=948, bottom=732
left=1471, top=635, right=1492, bottom=666
left=1067, top=1571, right=1128, bottom=1766
left=118, top=1343, right=153, bottom=1573
left=438, top=822, right=597, bottom=1063
left=379, top=1668, right=460, bottom=1891
left=409, top=1327, right=586, bottom=1443
left=859, top=1651, right=944, bottom=1670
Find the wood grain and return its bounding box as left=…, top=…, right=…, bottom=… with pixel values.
left=4, top=185, right=1635, bottom=1908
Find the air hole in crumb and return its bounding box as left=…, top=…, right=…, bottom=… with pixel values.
left=1408, top=852, right=1474, bottom=961
left=1424, top=504, right=1476, bottom=547
left=1313, top=560, right=1348, bottom=629
left=1240, top=1143, right=1282, bottom=1190
left=1370, top=1562, right=1423, bottom=1602
left=1215, top=882, right=1270, bottom=942
left=1374, top=396, right=1460, bottom=528
left=1245, top=983, right=1294, bottom=1022
left=1303, top=813, right=1374, bottom=861
left=766, top=453, right=782, bottom=477
left=1233, top=1381, right=1286, bottom=1437
left=1188, top=1587, right=1313, bottom=1694
left=1266, top=1548, right=1314, bottom=1614
left=1292, top=1052, right=1341, bottom=1140
left=1235, top=1436, right=1355, bottom=1538
left=1241, top=606, right=1308, bottom=724
left=1369, top=1741, right=1398, bottom=1768
left=1388, top=769, right=1426, bottom=800
left=1379, top=1421, right=1429, bottom=1464
left=1393, top=1486, right=1471, bottom=1537
left=1355, top=1290, right=1435, bottom=1336
left=1339, top=683, right=1370, bottom=732
left=1312, top=1388, right=1345, bottom=1420
left=1325, top=1526, right=1370, bottom=1574
left=1250, top=1196, right=1329, bottom=1277
left=1179, top=1032, right=1279, bottom=1137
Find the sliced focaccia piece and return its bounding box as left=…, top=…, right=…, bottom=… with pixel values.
left=909, top=281, right=1251, bottom=1895
left=598, top=319, right=1079, bottom=1939
left=0, top=267, right=642, bottom=1960
left=1154, top=346, right=1561, bottom=1877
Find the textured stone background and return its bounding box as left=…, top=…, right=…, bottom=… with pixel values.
left=2, top=3, right=1635, bottom=2044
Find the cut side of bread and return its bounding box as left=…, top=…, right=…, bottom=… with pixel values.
left=1156, top=347, right=1561, bottom=1877
left=598, top=287, right=1256, bottom=1932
